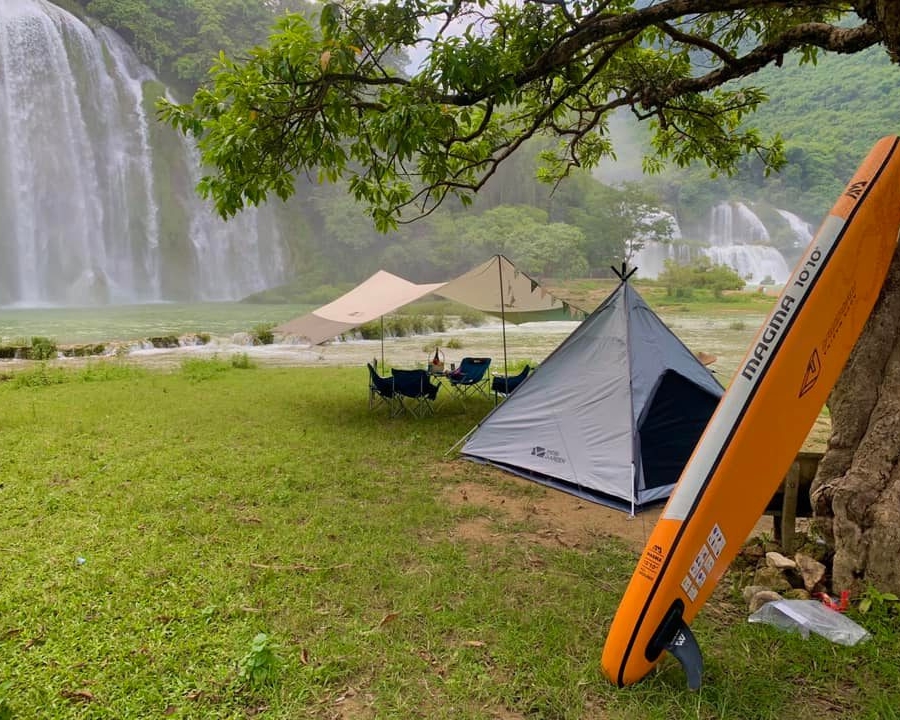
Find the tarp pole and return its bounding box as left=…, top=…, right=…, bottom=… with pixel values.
left=497, top=255, right=509, bottom=386
left=381, top=315, right=385, bottom=371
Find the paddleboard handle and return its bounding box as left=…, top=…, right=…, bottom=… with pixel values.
left=645, top=600, right=704, bottom=690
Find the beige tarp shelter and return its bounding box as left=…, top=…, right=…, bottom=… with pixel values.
left=276, top=270, right=443, bottom=346
left=275, top=256, right=585, bottom=373
left=435, top=255, right=582, bottom=323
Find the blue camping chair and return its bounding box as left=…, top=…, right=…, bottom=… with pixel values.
left=447, top=357, right=492, bottom=403
left=391, top=368, right=441, bottom=417
left=367, top=362, right=397, bottom=414
left=491, top=364, right=531, bottom=404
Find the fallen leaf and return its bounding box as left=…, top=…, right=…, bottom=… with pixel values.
left=61, top=689, right=95, bottom=703
left=462, top=640, right=486, bottom=647
left=379, top=612, right=400, bottom=627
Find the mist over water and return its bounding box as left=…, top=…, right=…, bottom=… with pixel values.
left=0, top=0, right=292, bottom=307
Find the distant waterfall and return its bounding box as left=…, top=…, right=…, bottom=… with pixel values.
left=633, top=202, right=809, bottom=285
left=704, top=202, right=791, bottom=284
left=0, top=0, right=293, bottom=306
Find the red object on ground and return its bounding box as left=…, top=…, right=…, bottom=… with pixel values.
left=814, top=590, right=850, bottom=612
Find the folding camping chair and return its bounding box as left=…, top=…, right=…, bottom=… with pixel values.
left=391, top=368, right=441, bottom=417
left=491, top=364, right=531, bottom=404
left=367, top=362, right=397, bottom=414
left=447, top=357, right=492, bottom=404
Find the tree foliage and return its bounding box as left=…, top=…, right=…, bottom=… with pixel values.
left=158, top=1, right=895, bottom=231
left=659, top=257, right=746, bottom=299
left=78, top=0, right=305, bottom=93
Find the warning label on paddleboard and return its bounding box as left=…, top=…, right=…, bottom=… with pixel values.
left=681, top=525, right=727, bottom=604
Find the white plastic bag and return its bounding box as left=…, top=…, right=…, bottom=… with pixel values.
left=748, top=599, right=870, bottom=646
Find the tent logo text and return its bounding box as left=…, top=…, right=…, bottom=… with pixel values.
left=531, top=446, right=566, bottom=464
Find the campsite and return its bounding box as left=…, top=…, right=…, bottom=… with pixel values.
left=6, top=1, right=900, bottom=717
left=0, top=288, right=897, bottom=719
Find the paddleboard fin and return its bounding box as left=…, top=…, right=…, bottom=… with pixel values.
left=664, top=621, right=703, bottom=691
left=646, top=600, right=704, bottom=690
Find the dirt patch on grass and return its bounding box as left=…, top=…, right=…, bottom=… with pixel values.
left=442, top=462, right=777, bottom=553
left=443, top=471, right=663, bottom=553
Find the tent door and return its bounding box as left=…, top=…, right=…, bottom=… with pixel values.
left=637, top=370, right=721, bottom=491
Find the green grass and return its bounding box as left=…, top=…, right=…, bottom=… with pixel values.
left=0, top=363, right=896, bottom=718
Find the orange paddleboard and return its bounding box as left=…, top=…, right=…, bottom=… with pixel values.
left=601, top=135, right=900, bottom=689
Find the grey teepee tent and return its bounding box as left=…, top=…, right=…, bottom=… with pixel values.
left=460, top=278, right=724, bottom=513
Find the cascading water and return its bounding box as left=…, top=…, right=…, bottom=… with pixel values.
left=0, top=0, right=293, bottom=307
left=704, top=202, right=792, bottom=284
left=633, top=202, right=800, bottom=284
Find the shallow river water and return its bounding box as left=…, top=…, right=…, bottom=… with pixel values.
left=26, top=310, right=767, bottom=383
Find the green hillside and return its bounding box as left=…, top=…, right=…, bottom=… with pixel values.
left=655, top=45, right=900, bottom=225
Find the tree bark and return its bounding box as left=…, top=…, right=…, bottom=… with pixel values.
left=811, top=245, right=900, bottom=595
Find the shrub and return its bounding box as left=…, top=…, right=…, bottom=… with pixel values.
left=30, top=336, right=57, bottom=360
left=13, top=365, right=69, bottom=388
left=251, top=323, right=275, bottom=345
left=180, top=357, right=230, bottom=381
left=659, top=257, right=744, bottom=300
left=358, top=321, right=382, bottom=340
left=459, top=309, right=485, bottom=327
left=238, top=633, right=279, bottom=689
left=231, top=352, right=255, bottom=369
left=408, top=314, right=427, bottom=335
left=431, top=314, right=446, bottom=332
left=729, top=320, right=746, bottom=331
left=77, top=363, right=146, bottom=383
left=386, top=316, right=412, bottom=337
left=446, top=337, right=464, bottom=350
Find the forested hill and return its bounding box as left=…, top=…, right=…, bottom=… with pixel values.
left=656, top=45, right=900, bottom=225
left=59, top=0, right=314, bottom=99
left=746, top=48, right=900, bottom=216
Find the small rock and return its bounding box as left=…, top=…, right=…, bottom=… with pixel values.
left=749, top=590, right=784, bottom=613
left=765, top=551, right=797, bottom=569
left=795, top=553, right=826, bottom=592
left=742, top=585, right=769, bottom=603
left=753, top=566, right=793, bottom=592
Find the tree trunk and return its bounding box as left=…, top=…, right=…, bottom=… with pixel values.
left=811, top=245, right=900, bottom=596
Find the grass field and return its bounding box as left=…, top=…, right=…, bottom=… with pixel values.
left=0, top=361, right=896, bottom=719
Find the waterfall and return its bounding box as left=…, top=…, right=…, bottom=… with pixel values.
left=0, top=0, right=293, bottom=307
left=633, top=202, right=811, bottom=285
left=776, top=209, right=814, bottom=249
left=703, top=202, right=791, bottom=284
